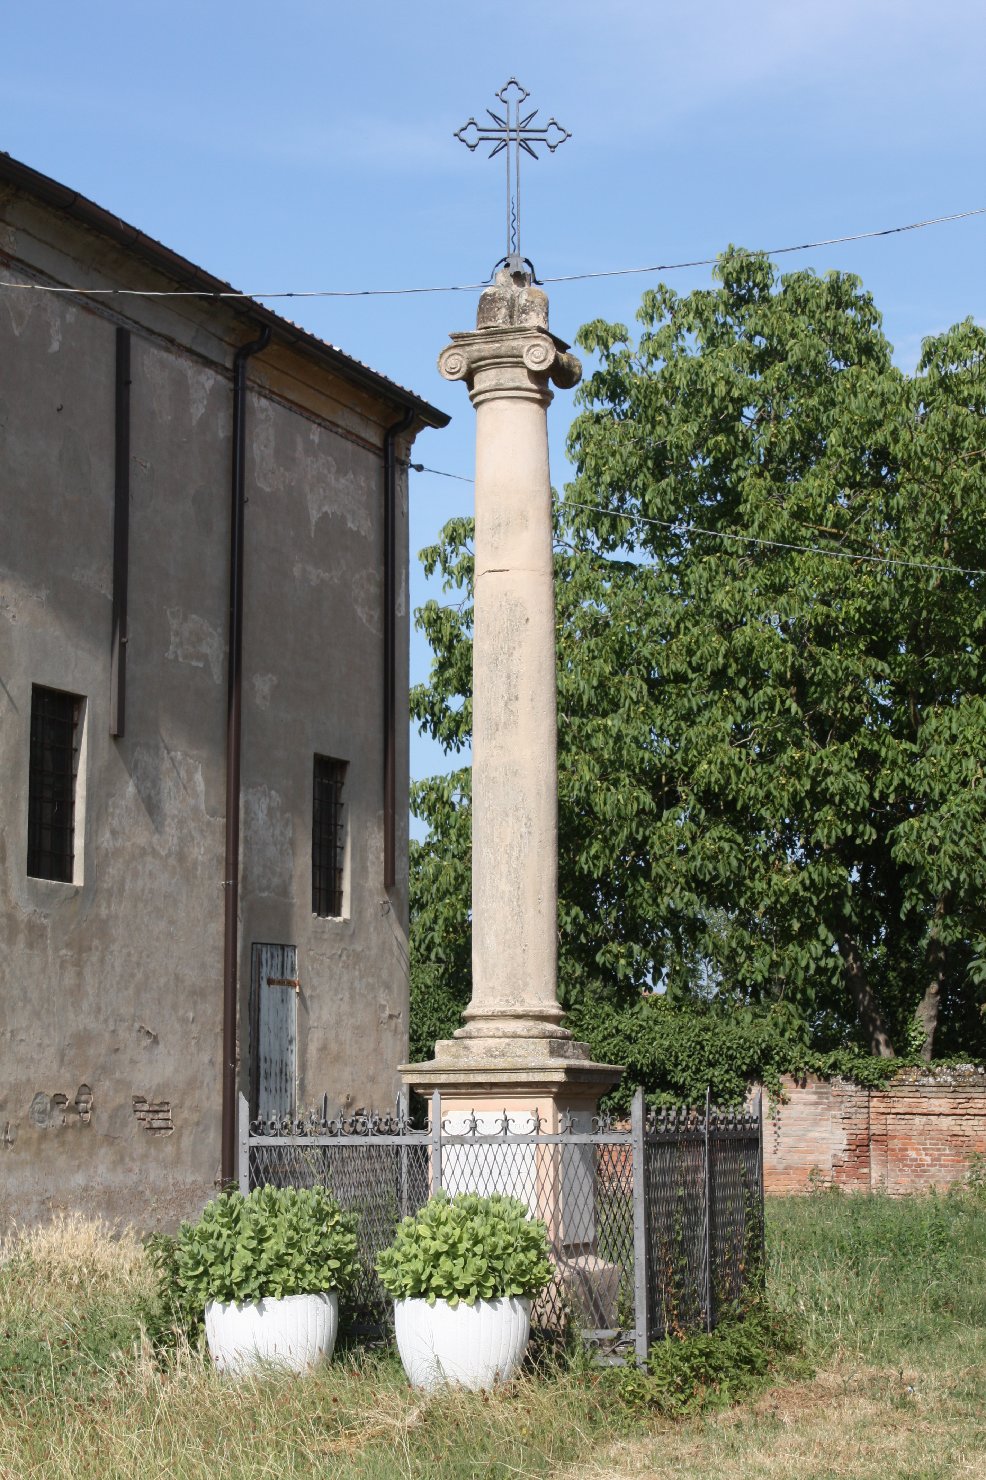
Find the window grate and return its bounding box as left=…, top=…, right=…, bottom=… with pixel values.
left=28, top=686, right=83, bottom=882
left=312, top=756, right=346, bottom=917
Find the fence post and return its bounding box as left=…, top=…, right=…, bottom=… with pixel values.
left=704, top=1087, right=713, bottom=1332
left=757, top=1088, right=766, bottom=1276
left=397, top=1088, right=410, bottom=1219
left=431, top=1090, right=443, bottom=1193
left=237, top=1092, right=250, bottom=1195
left=631, top=1085, right=649, bottom=1365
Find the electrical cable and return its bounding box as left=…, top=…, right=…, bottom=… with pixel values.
left=541, top=206, right=986, bottom=286
left=1, top=205, right=983, bottom=301
left=407, top=462, right=473, bottom=483
left=559, top=499, right=986, bottom=577
left=407, top=465, right=986, bottom=577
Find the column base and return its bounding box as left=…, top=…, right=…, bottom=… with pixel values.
left=454, top=1002, right=570, bottom=1040
left=401, top=1036, right=622, bottom=1124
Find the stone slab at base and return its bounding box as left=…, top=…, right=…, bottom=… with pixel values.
left=553, top=1252, right=621, bottom=1331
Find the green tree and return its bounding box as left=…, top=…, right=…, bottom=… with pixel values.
left=410, top=253, right=986, bottom=1071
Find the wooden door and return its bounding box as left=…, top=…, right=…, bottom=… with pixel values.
left=249, top=943, right=298, bottom=1121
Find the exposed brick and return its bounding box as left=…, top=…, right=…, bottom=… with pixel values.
left=132, top=1096, right=174, bottom=1136
left=751, top=1069, right=986, bottom=1195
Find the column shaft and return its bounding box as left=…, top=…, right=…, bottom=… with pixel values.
left=466, top=391, right=563, bottom=1034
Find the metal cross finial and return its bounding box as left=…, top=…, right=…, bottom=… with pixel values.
left=455, top=78, right=571, bottom=276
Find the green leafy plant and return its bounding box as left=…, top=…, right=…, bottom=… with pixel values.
left=142, top=1231, right=205, bottom=1350
left=964, top=1151, right=986, bottom=1197
left=375, top=1192, right=553, bottom=1308
left=171, top=1186, right=359, bottom=1307
left=610, top=1297, right=805, bottom=1416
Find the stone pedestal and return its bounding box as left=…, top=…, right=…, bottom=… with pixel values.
left=401, top=269, right=622, bottom=1252
left=406, top=1042, right=621, bottom=1327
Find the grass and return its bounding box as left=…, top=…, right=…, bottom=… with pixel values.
left=0, top=1180, right=984, bottom=1478
left=768, top=1176, right=986, bottom=1364
left=573, top=1174, right=986, bottom=1480
left=0, top=1352, right=613, bottom=1479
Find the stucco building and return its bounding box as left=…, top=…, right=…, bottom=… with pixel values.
left=0, top=154, right=447, bottom=1227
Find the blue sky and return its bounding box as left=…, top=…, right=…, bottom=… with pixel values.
left=4, top=1, right=984, bottom=825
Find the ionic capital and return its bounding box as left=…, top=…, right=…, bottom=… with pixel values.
left=438, top=326, right=581, bottom=407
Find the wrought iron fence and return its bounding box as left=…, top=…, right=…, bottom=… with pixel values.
left=240, top=1087, right=763, bottom=1363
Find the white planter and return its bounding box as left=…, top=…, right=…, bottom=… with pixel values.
left=394, top=1296, right=531, bottom=1391
left=205, top=1291, right=338, bottom=1376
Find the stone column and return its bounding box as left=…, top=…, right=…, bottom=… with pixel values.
left=447, top=271, right=574, bottom=1043
left=402, top=268, right=621, bottom=1126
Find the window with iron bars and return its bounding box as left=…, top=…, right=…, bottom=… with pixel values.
left=27, top=685, right=84, bottom=883
left=312, top=755, right=346, bottom=917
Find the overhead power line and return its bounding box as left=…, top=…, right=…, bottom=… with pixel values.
left=407, top=465, right=986, bottom=577
left=407, top=462, right=473, bottom=483
left=560, top=499, right=986, bottom=577
left=542, top=206, right=986, bottom=286
left=1, top=205, right=983, bottom=302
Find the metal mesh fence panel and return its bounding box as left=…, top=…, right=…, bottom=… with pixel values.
left=249, top=1127, right=430, bottom=1337
left=642, top=1117, right=709, bottom=1338
left=242, top=1090, right=763, bottom=1358
left=707, top=1108, right=765, bottom=1318
left=433, top=1129, right=637, bottom=1349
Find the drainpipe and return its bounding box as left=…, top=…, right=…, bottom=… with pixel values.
left=382, top=409, right=415, bottom=891
left=221, top=324, right=271, bottom=1186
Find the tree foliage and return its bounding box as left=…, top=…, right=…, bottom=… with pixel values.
left=411, top=252, right=986, bottom=1080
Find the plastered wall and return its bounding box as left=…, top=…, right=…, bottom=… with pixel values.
left=0, top=188, right=417, bottom=1229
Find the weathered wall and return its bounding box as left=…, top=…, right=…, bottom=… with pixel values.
left=237, top=362, right=412, bottom=1116
left=758, top=1068, right=986, bottom=1194
left=0, top=185, right=418, bottom=1229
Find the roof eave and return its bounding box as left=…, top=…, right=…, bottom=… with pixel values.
left=0, top=152, right=450, bottom=431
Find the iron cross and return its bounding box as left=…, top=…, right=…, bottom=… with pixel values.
left=455, top=78, right=571, bottom=274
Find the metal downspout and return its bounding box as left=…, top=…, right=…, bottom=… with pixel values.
left=221, top=324, right=271, bottom=1186
left=109, top=327, right=131, bottom=738
left=383, top=409, right=415, bottom=890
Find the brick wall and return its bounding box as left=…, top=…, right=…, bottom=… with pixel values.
left=755, top=1067, right=986, bottom=1194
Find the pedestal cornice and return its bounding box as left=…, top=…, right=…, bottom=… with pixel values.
left=401, top=1034, right=623, bottom=1103
left=401, top=1053, right=623, bottom=1102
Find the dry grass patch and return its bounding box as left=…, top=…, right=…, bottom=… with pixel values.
left=558, top=1357, right=986, bottom=1480
left=1, top=1211, right=155, bottom=1301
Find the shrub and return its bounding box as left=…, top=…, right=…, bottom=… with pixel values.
left=376, top=1193, right=553, bottom=1307
left=172, top=1186, right=359, bottom=1307
left=611, top=1297, right=804, bottom=1415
